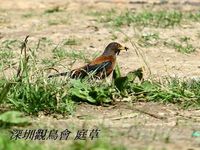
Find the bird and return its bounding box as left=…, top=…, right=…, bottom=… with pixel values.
left=48, top=42, right=128, bottom=79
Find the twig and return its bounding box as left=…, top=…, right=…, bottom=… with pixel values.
left=134, top=108, right=167, bottom=120
left=118, top=29, right=152, bottom=76
left=111, top=113, right=139, bottom=120
left=16, top=35, right=30, bottom=78
left=3, top=62, right=18, bottom=71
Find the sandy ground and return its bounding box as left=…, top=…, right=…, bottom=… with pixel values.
left=0, top=0, right=200, bottom=149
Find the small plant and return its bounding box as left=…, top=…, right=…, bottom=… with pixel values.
left=138, top=32, right=160, bottom=47
left=44, top=6, right=61, bottom=14
left=91, top=10, right=200, bottom=28
left=187, top=11, right=200, bottom=22
left=63, top=38, right=79, bottom=46
left=22, top=12, right=34, bottom=18
left=0, top=50, right=14, bottom=64
left=52, top=47, right=68, bottom=59
left=69, top=79, right=112, bottom=104
left=47, top=19, right=67, bottom=26
left=0, top=39, right=21, bottom=66
left=164, top=36, right=195, bottom=53
left=173, top=43, right=195, bottom=53
left=52, top=48, right=87, bottom=61
left=0, top=36, right=75, bottom=115
left=41, top=58, right=58, bottom=67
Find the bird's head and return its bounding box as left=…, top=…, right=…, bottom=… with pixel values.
left=102, top=42, right=128, bottom=56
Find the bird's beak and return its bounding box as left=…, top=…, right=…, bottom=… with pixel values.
left=116, top=46, right=128, bottom=55
left=119, top=46, right=128, bottom=51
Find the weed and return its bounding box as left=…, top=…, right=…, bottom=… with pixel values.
left=0, top=51, right=14, bottom=64
left=8, top=77, right=75, bottom=114
left=52, top=48, right=88, bottom=61
left=173, top=43, right=195, bottom=53
left=90, top=9, right=116, bottom=24
left=45, top=6, right=61, bottom=14
left=47, top=16, right=68, bottom=26
left=91, top=10, right=200, bottom=28
left=138, top=32, right=159, bottom=47
left=187, top=11, right=200, bottom=22
left=164, top=36, right=195, bottom=53
left=47, top=19, right=61, bottom=26
left=41, top=58, right=58, bottom=67
left=22, top=12, right=34, bottom=18
left=69, top=79, right=112, bottom=104
left=0, top=39, right=20, bottom=65
left=0, top=36, right=75, bottom=115
left=52, top=47, right=68, bottom=59
left=110, top=32, right=118, bottom=40
left=113, top=68, right=200, bottom=108
left=63, top=38, right=79, bottom=46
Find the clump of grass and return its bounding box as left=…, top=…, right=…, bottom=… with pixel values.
left=138, top=32, right=160, bottom=47
left=164, top=36, right=196, bottom=53
left=22, top=12, right=35, bottom=18
left=69, top=79, right=112, bottom=104
left=52, top=38, right=87, bottom=61
left=130, top=78, right=200, bottom=108
left=187, top=11, right=200, bottom=22
left=0, top=51, right=14, bottom=64
left=114, top=11, right=182, bottom=27
left=52, top=48, right=87, bottom=61
left=0, top=39, right=21, bottom=66
left=41, top=58, right=58, bottom=67
left=8, top=77, right=75, bottom=114
left=47, top=18, right=68, bottom=26
left=63, top=38, right=79, bottom=46
left=91, top=10, right=200, bottom=28
left=43, top=7, right=69, bottom=26
left=110, top=32, right=118, bottom=40
left=52, top=47, right=68, bottom=59
left=0, top=36, right=75, bottom=115
left=174, top=43, right=195, bottom=54
left=92, top=10, right=183, bottom=28
left=44, top=6, right=61, bottom=14
left=0, top=39, right=20, bottom=58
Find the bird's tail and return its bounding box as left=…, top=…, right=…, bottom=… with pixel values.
left=48, top=72, right=69, bottom=78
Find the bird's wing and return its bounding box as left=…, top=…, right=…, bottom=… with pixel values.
left=70, top=55, right=115, bottom=79
left=86, top=55, right=115, bottom=76
left=86, top=61, right=112, bottom=74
